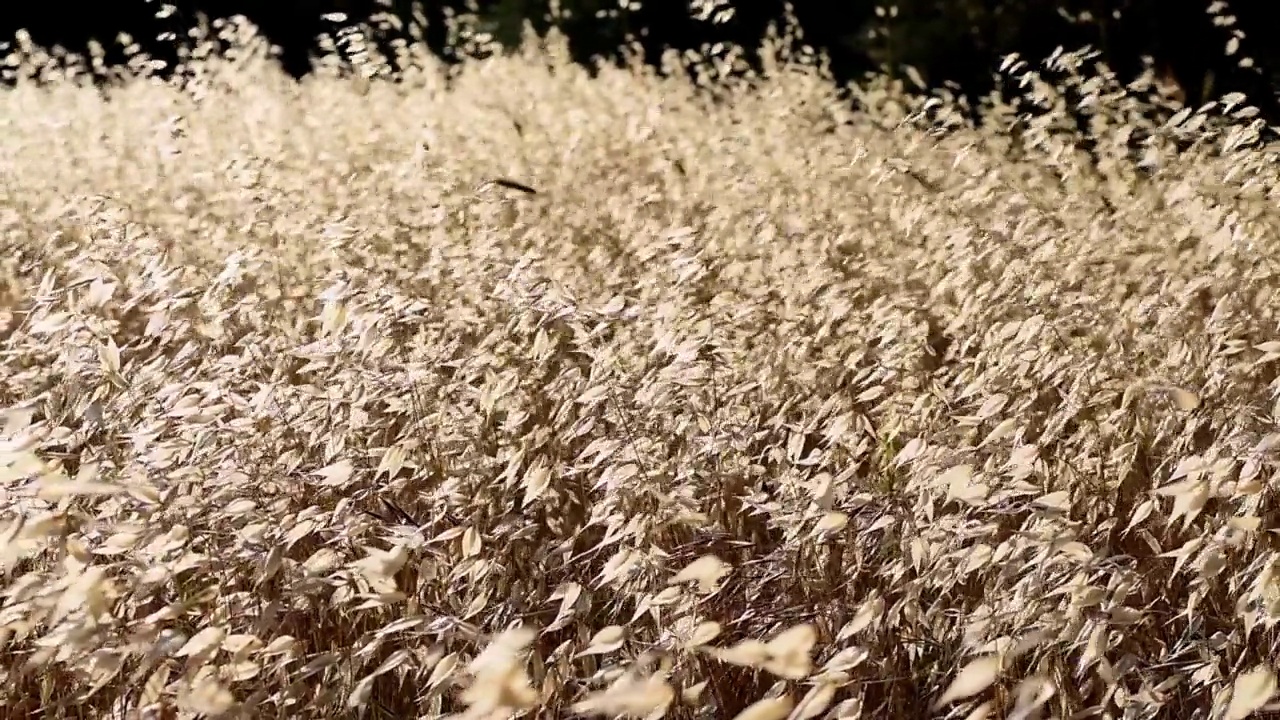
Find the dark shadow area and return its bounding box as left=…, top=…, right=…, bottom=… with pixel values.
left=3, top=0, right=1278, bottom=123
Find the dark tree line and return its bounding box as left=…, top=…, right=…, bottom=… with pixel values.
left=4, top=0, right=1280, bottom=120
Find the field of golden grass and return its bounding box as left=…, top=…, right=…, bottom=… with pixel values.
left=4, top=20, right=1280, bottom=720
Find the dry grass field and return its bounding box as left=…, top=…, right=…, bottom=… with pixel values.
left=5, top=16, right=1280, bottom=720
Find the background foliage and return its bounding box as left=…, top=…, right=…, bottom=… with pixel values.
left=4, top=0, right=1280, bottom=118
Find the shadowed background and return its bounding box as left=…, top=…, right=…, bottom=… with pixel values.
left=4, top=0, right=1279, bottom=119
